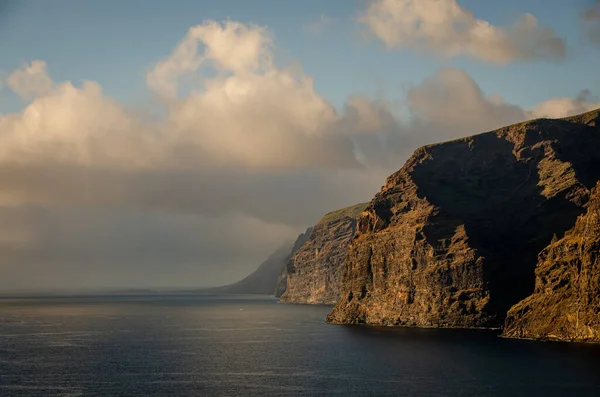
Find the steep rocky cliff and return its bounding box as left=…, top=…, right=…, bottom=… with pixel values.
left=275, top=227, right=312, bottom=297
left=279, top=203, right=368, bottom=304
left=504, top=181, right=600, bottom=342
left=327, top=109, right=600, bottom=328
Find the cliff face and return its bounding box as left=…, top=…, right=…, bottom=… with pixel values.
left=279, top=203, right=368, bottom=304
left=504, top=181, right=600, bottom=342
left=328, top=109, right=600, bottom=328
left=275, top=227, right=312, bottom=297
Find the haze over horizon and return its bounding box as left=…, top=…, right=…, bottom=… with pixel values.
left=1, top=0, right=600, bottom=292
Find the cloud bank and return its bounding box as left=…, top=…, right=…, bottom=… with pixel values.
left=359, top=0, right=566, bottom=64
left=0, top=19, right=595, bottom=291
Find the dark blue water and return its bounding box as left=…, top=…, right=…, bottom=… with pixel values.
left=1, top=295, right=599, bottom=396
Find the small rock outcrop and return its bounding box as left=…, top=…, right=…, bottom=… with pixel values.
left=279, top=203, right=368, bottom=304
left=504, top=181, right=600, bottom=342
left=327, top=109, right=600, bottom=329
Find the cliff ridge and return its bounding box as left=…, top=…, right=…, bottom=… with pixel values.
left=327, top=109, right=600, bottom=329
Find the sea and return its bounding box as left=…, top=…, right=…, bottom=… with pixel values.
left=0, top=294, right=599, bottom=396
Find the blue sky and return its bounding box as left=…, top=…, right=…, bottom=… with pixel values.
left=1, top=0, right=598, bottom=113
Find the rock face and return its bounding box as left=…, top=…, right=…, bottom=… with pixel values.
left=275, top=227, right=312, bottom=297
left=328, top=109, right=600, bottom=328
left=504, top=181, right=600, bottom=342
left=280, top=203, right=369, bottom=304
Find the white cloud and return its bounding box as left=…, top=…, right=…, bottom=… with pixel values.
left=6, top=60, right=55, bottom=100
left=407, top=68, right=527, bottom=137
left=0, top=28, right=352, bottom=169
left=529, top=90, right=600, bottom=119
left=0, top=19, right=596, bottom=290
left=165, top=69, right=352, bottom=168
left=359, top=0, right=566, bottom=64
left=0, top=74, right=160, bottom=167
left=148, top=20, right=356, bottom=168
left=147, top=21, right=273, bottom=99
left=2, top=20, right=581, bottom=176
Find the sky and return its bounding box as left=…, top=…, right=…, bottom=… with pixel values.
left=0, top=0, right=599, bottom=292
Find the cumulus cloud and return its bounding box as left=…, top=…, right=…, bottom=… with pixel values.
left=147, top=21, right=273, bottom=99
left=147, top=20, right=360, bottom=169
left=1, top=23, right=355, bottom=170
left=0, top=21, right=391, bottom=290
left=530, top=89, right=600, bottom=119
left=0, top=77, right=159, bottom=167
left=359, top=0, right=566, bottom=64
left=582, top=0, right=600, bottom=45
left=0, top=19, right=595, bottom=291
left=406, top=68, right=527, bottom=137
left=6, top=60, right=55, bottom=100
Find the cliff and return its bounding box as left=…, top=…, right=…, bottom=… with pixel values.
left=503, top=181, right=600, bottom=342
left=327, top=109, right=600, bottom=329
left=279, top=203, right=369, bottom=304
left=275, top=227, right=312, bottom=297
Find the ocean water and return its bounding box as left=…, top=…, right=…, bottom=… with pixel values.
left=0, top=295, right=599, bottom=396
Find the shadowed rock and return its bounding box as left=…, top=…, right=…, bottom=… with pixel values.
left=327, top=109, right=600, bottom=329
left=504, top=181, right=600, bottom=342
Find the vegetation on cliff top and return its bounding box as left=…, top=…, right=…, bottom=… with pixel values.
left=319, top=203, right=369, bottom=225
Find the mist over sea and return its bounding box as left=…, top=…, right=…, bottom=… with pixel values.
left=1, top=295, right=599, bottom=396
